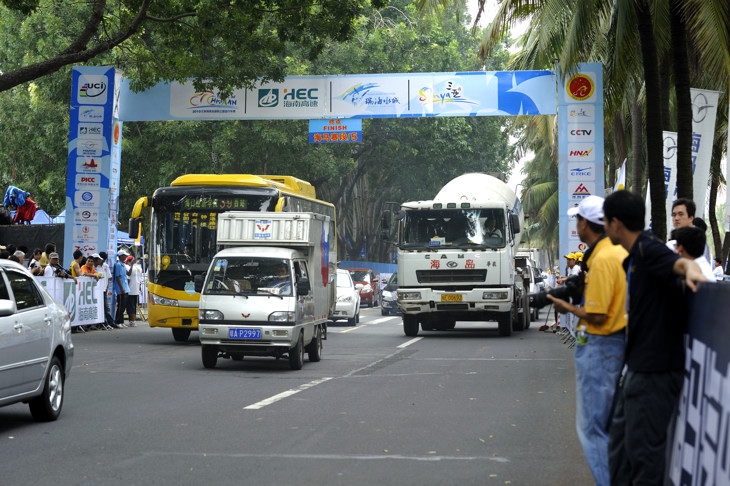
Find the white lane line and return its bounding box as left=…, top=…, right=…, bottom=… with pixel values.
left=337, top=325, right=366, bottom=333
left=397, top=337, right=422, bottom=348
left=369, top=317, right=392, bottom=325
left=243, top=377, right=333, bottom=410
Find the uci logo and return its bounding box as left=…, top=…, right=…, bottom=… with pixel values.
left=258, top=89, right=279, bottom=108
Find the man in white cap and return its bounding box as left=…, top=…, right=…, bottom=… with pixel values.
left=548, top=195, right=628, bottom=486
left=113, top=249, right=131, bottom=326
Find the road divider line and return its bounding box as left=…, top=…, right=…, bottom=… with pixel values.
left=244, top=377, right=333, bottom=410
left=338, top=324, right=366, bottom=333
left=369, top=317, right=392, bottom=325
left=397, top=337, right=422, bottom=348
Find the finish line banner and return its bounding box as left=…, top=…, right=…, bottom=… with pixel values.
left=309, top=118, right=362, bottom=143
left=117, top=71, right=557, bottom=121
left=36, top=276, right=104, bottom=327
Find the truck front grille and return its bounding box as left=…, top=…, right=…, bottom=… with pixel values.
left=416, top=269, right=487, bottom=283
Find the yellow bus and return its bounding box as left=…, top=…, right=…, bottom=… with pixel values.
left=130, top=174, right=337, bottom=342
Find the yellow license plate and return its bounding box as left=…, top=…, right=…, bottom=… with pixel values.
left=441, top=294, right=463, bottom=302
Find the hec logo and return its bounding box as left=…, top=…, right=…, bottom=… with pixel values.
left=78, top=123, right=104, bottom=139
left=282, top=88, right=319, bottom=108
left=258, top=89, right=279, bottom=108
left=78, top=74, right=108, bottom=104
left=567, top=73, right=594, bottom=101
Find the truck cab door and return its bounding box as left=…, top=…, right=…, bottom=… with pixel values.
left=294, top=260, right=315, bottom=327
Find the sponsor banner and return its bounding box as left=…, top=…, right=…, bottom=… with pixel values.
left=309, top=118, right=362, bottom=143
left=66, top=66, right=116, bottom=268
left=36, top=276, right=104, bottom=327
left=645, top=132, right=679, bottom=230
left=690, top=89, right=720, bottom=217
left=119, top=71, right=557, bottom=121
left=558, top=63, right=604, bottom=276
left=667, top=283, right=730, bottom=486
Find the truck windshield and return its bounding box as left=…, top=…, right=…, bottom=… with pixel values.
left=204, top=257, right=293, bottom=297
left=400, top=209, right=506, bottom=250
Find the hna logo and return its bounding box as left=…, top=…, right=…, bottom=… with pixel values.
left=80, top=80, right=107, bottom=98
left=258, top=89, right=279, bottom=108
left=567, top=73, right=594, bottom=101
left=569, top=149, right=592, bottom=157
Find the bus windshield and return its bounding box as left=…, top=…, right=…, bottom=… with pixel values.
left=399, top=208, right=506, bottom=250
left=149, top=187, right=278, bottom=291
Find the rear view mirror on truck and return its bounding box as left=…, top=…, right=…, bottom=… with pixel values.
left=297, top=277, right=311, bottom=296
left=194, top=274, right=204, bottom=293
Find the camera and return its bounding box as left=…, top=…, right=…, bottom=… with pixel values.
left=529, top=274, right=585, bottom=309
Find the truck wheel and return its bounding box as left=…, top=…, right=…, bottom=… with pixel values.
left=523, top=294, right=531, bottom=329
left=306, top=326, right=322, bottom=362
left=403, top=315, right=419, bottom=337
left=497, top=312, right=512, bottom=336
left=289, top=333, right=304, bottom=370
left=172, top=328, right=191, bottom=342
left=202, top=345, right=217, bottom=369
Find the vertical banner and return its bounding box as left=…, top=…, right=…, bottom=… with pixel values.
left=614, top=159, right=626, bottom=192
left=690, top=89, right=720, bottom=216
left=64, top=66, right=117, bottom=268
left=558, top=63, right=605, bottom=274
left=725, top=98, right=730, bottom=233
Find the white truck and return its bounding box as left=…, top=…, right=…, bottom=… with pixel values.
left=387, top=173, right=529, bottom=337
left=196, top=212, right=333, bottom=370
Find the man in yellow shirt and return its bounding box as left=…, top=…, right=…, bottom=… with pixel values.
left=549, top=195, right=628, bottom=486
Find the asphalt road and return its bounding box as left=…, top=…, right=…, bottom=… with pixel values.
left=0, top=306, right=592, bottom=486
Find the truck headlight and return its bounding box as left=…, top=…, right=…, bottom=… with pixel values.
left=483, top=291, right=509, bottom=300
left=199, top=309, right=224, bottom=320
left=269, top=311, right=295, bottom=323
left=150, top=293, right=178, bottom=307
left=398, top=291, right=421, bottom=300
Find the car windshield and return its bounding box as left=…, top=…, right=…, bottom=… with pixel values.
left=204, top=257, right=293, bottom=296
left=349, top=271, right=370, bottom=283
left=400, top=208, right=506, bottom=250
left=384, top=273, right=397, bottom=291
left=336, top=272, right=353, bottom=288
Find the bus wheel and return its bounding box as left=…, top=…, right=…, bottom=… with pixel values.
left=172, top=328, right=191, bottom=342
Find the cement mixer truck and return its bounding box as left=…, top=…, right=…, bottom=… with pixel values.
left=383, top=173, right=529, bottom=337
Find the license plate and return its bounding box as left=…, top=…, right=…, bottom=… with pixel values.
left=441, top=294, right=462, bottom=302
left=228, top=328, right=261, bottom=340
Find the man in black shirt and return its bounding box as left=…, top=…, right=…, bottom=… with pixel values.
left=602, top=190, right=707, bottom=485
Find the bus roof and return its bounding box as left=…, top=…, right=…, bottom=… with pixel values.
left=170, top=174, right=317, bottom=199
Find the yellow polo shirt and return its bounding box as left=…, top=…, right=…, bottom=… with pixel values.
left=580, top=237, right=629, bottom=335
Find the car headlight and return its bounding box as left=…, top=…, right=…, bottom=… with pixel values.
left=382, top=290, right=394, bottom=299
left=361, top=284, right=373, bottom=293
left=398, top=291, right=421, bottom=300
left=483, top=291, right=509, bottom=300
left=199, top=309, right=223, bottom=320
left=150, top=293, right=178, bottom=307
left=269, top=311, right=295, bottom=323
left=337, top=295, right=352, bottom=303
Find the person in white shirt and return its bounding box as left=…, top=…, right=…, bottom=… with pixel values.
left=673, top=226, right=716, bottom=281
left=126, top=256, right=142, bottom=326
left=713, top=258, right=725, bottom=281
left=96, top=252, right=115, bottom=329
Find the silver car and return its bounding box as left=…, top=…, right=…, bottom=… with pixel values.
left=0, top=259, right=73, bottom=421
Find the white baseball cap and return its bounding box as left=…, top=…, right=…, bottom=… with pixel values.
left=567, top=195, right=605, bottom=225
left=117, top=249, right=129, bottom=257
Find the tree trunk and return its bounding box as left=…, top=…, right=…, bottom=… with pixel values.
left=631, top=87, right=644, bottom=195
left=611, top=112, right=627, bottom=190
left=660, top=53, right=672, bottom=131
left=636, top=0, right=666, bottom=240
left=708, top=142, right=723, bottom=258
left=670, top=0, right=693, bottom=199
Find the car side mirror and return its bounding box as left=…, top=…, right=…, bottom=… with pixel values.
left=194, top=274, right=204, bottom=293
left=0, top=299, right=17, bottom=317
left=297, top=277, right=310, bottom=296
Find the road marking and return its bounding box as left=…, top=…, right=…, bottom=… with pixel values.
left=337, top=325, right=366, bottom=333
left=243, top=377, right=333, bottom=410
left=369, top=317, right=393, bottom=324
left=397, top=337, right=422, bottom=348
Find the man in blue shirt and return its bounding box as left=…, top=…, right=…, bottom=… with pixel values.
left=602, top=190, right=707, bottom=485
left=114, top=250, right=131, bottom=326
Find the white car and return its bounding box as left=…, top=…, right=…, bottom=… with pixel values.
left=0, top=259, right=74, bottom=421
left=332, top=269, right=360, bottom=325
